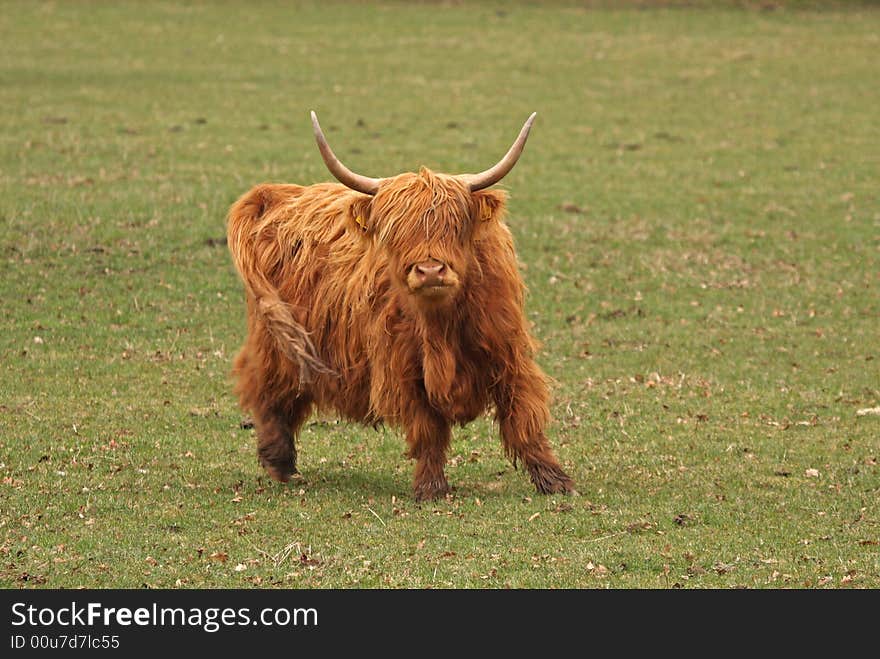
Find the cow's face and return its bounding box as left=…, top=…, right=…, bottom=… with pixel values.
left=309, top=112, right=530, bottom=308
left=349, top=168, right=506, bottom=306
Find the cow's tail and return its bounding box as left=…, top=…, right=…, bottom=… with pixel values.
left=226, top=185, right=334, bottom=384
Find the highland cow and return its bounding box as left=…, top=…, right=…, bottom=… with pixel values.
left=227, top=111, right=574, bottom=500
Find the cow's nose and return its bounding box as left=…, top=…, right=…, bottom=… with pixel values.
left=412, top=260, right=448, bottom=287
left=414, top=262, right=446, bottom=278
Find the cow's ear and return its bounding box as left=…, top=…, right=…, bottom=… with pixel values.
left=473, top=189, right=508, bottom=223
left=347, top=195, right=373, bottom=235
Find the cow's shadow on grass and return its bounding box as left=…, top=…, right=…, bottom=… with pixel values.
left=300, top=466, right=407, bottom=500
left=223, top=466, right=407, bottom=501
left=225, top=463, right=524, bottom=504
left=311, top=468, right=517, bottom=502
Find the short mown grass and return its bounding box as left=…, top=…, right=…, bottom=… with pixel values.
left=1, top=1, right=878, bottom=588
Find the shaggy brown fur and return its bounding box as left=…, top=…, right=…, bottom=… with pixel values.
left=227, top=167, right=574, bottom=500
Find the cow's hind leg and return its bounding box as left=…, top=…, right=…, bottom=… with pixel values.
left=254, top=395, right=313, bottom=483
left=406, top=412, right=452, bottom=502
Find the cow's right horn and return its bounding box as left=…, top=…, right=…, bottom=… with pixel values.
left=311, top=111, right=382, bottom=195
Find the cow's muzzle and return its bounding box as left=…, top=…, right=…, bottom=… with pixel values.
left=407, top=259, right=458, bottom=298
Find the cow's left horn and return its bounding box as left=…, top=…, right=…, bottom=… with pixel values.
left=310, top=111, right=382, bottom=195
left=461, top=112, right=536, bottom=192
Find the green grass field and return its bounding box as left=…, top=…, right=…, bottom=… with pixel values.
left=1, top=1, right=878, bottom=588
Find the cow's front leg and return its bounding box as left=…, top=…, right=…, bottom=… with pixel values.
left=405, top=411, right=452, bottom=501
left=494, top=365, right=575, bottom=495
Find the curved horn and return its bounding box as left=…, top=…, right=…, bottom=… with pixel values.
left=461, top=112, right=536, bottom=192
left=310, top=111, right=382, bottom=195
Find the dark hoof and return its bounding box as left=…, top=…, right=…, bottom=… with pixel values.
left=528, top=462, right=575, bottom=495
left=261, top=459, right=298, bottom=484
left=413, top=479, right=451, bottom=502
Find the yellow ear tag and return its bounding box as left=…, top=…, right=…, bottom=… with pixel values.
left=355, top=215, right=367, bottom=231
